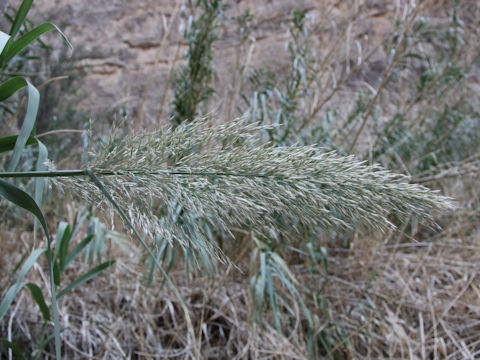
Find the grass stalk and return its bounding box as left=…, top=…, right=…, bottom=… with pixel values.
left=0, top=169, right=298, bottom=179
left=347, top=5, right=420, bottom=153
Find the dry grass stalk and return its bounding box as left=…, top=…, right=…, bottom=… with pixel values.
left=3, top=226, right=478, bottom=358
left=317, top=235, right=480, bottom=358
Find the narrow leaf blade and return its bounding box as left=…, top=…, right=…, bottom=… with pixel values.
left=8, top=0, right=33, bottom=39
left=53, top=260, right=60, bottom=287
left=2, top=23, right=72, bottom=64
left=55, top=221, right=71, bottom=269
left=0, top=338, right=26, bottom=360
left=33, top=140, right=48, bottom=243
left=57, top=260, right=115, bottom=298
left=64, top=234, right=94, bottom=270
left=7, top=80, right=39, bottom=171
left=0, top=179, right=48, bottom=236
left=0, top=76, right=28, bottom=101
left=0, top=249, right=45, bottom=321
left=25, top=283, right=50, bottom=321
left=0, top=134, right=37, bottom=154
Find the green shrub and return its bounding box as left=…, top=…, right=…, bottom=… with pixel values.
left=171, top=0, right=224, bottom=125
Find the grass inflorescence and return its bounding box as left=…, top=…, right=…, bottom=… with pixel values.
left=52, top=119, right=453, bottom=261
left=2, top=0, right=480, bottom=358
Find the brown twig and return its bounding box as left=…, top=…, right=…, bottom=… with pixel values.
left=347, top=5, right=421, bottom=153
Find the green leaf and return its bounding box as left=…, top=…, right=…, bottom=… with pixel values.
left=86, top=217, right=106, bottom=264
left=3, top=13, right=14, bottom=24
left=33, top=140, right=48, bottom=243
left=0, top=22, right=72, bottom=65
left=267, top=266, right=282, bottom=334
left=34, top=140, right=48, bottom=204
left=0, top=179, right=61, bottom=357
left=0, top=76, right=30, bottom=100
left=0, top=179, right=48, bottom=235
left=53, top=260, right=61, bottom=287
left=11, top=251, right=29, bottom=277
left=64, top=234, right=93, bottom=270
left=270, top=260, right=313, bottom=327
left=25, top=283, right=50, bottom=321
left=8, top=81, right=39, bottom=171
left=0, top=77, right=40, bottom=171
left=34, top=333, right=56, bottom=359
left=255, top=252, right=266, bottom=311
left=0, top=338, right=26, bottom=360
left=0, top=134, right=37, bottom=154
left=0, top=282, right=26, bottom=320
left=0, top=248, right=45, bottom=321
left=54, top=221, right=71, bottom=270
left=9, top=0, right=33, bottom=39
left=57, top=260, right=115, bottom=298
left=271, top=252, right=298, bottom=284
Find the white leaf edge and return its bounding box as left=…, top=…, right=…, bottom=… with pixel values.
left=0, top=31, right=10, bottom=54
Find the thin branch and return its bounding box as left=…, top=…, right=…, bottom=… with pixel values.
left=348, top=5, right=420, bottom=153
left=36, top=129, right=86, bottom=138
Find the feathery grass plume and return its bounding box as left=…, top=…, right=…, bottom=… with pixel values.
left=56, top=118, right=453, bottom=260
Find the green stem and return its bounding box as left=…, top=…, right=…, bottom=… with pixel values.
left=45, top=230, right=61, bottom=358
left=0, top=170, right=87, bottom=178
left=0, top=169, right=280, bottom=179
left=34, top=322, right=47, bottom=360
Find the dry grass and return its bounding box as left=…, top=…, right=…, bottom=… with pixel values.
left=325, top=236, right=480, bottom=359
left=2, top=0, right=480, bottom=359
left=2, top=216, right=479, bottom=359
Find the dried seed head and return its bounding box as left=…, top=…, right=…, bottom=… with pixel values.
left=56, top=118, right=454, bottom=261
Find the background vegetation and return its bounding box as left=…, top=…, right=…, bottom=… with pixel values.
left=1, top=0, right=479, bottom=358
